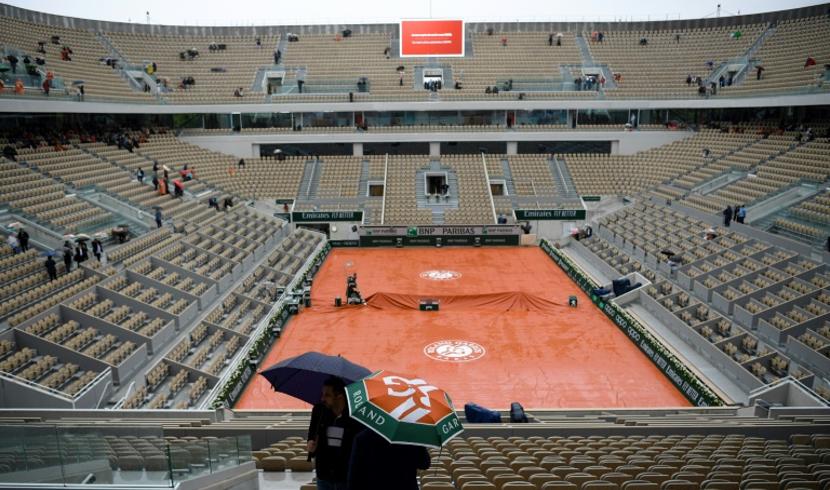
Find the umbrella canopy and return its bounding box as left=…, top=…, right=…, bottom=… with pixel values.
left=72, top=80, right=85, bottom=86
left=345, top=370, right=463, bottom=448
left=259, top=351, right=371, bottom=405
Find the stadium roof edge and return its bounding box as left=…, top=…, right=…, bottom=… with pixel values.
left=0, top=2, right=828, bottom=36
left=2, top=93, right=830, bottom=114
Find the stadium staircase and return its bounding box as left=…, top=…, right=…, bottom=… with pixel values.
left=549, top=156, right=579, bottom=199
left=707, top=22, right=778, bottom=87
left=95, top=32, right=163, bottom=100
left=296, top=158, right=319, bottom=200
left=499, top=158, right=520, bottom=209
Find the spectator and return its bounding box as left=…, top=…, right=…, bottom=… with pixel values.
left=80, top=241, right=89, bottom=262
left=17, top=228, right=29, bottom=252
left=719, top=75, right=725, bottom=87
left=675, top=33, right=681, bottom=43
left=501, top=36, right=508, bottom=47
left=173, top=179, right=184, bottom=198
left=63, top=241, right=73, bottom=272
left=34, top=56, right=45, bottom=66
left=346, top=429, right=430, bottom=490
left=151, top=174, right=159, bottom=191
left=732, top=205, right=740, bottom=222
left=6, top=54, right=18, bottom=73
left=639, top=37, right=648, bottom=46
left=686, top=74, right=692, bottom=86
left=756, top=66, right=765, bottom=80
left=2, top=144, right=18, bottom=161
left=737, top=205, right=747, bottom=224
left=73, top=245, right=83, bottom=267
left=7, top=233, right=20, bottom=254
left=238, top=158, right=245, bottom=169
left=723, top=205, right=733, bottom=227
left=60, top=46, right=73, bottom=61
left=556, top=36, right=561, bottom=46
left=597, top=32, right=604, bottom=42
left=805, top=57, right=817, bottom=68
left=256, top=37, right=262, bottom=48
left=78, top=84, right=84, bottom=101
left=155, top=208, right=163, bottom=228
left=311, top=377, right=362, bottom=490
left=91, top=238, right=103, bottom=262
left=233, top=87, right=244, bottom=97
left=44, top=255, right=57, bottom=281
left=42, top=79, right=51, bottom=96
left=37, top=41, right=46, bottom=54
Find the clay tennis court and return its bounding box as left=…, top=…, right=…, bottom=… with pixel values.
left=236, top=247, right=690, bottom=410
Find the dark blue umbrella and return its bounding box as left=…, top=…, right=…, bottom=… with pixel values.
left=259, top=351, right=371, bottom=405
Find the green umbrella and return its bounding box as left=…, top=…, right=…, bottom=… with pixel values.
left=345, top=370, right=464, bottom=448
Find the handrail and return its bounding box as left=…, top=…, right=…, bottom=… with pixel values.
left=380, top=153, right=388, bottom=224
left=480, top=152, right=498, bottom=223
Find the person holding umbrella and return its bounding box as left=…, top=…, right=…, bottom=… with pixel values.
left=311, top=377, right=363, bottom=490
left=259, top=352, right=372, bottom=490
left=62, top=241, right=73, bottom=272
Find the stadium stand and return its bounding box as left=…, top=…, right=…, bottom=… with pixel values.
left=1, top=4, right=830, bottom=490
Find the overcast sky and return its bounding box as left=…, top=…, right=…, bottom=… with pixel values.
left=5, top=0, right=826, bottom=26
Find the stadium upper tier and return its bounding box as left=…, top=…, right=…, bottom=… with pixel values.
left=0, top=3, right=828, bottom=105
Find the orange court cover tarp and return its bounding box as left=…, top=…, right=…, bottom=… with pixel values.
left=236, top=247, right=690, bottom=410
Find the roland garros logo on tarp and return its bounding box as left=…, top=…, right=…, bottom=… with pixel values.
left=424, top=340, right=485, bottom=362
left=347, top=373, right=463, bottom=446
left=419, top=270, right=462, bottom=281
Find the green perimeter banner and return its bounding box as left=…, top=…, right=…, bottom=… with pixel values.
left=329, top=240, right=360, bottom=247
left=539, top=239, right=723, bottom=407
left=361, top=225, right=522, bottom=237
left=515, top=209, right=586, bottom=220
left=360, top=235, right=519, bottom=247
left=582, top=196, right=602, bottom=202
left=292, top=211, right=363, bottom=222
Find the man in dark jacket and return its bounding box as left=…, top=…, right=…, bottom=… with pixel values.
left=310, top=377, right=362, bottom=490
left=17, top=228, right=29, bottom=252
left=44, top=255, right=57, bottom=281
left=347, top=429, right=431, bottom=490
left=63, top=241, right=73, bottom=273
left=723, top=205, right=732, bottom=227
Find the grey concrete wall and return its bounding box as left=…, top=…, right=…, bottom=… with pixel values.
left=105, top=270, right=200, bottom=328
left=146, top=258, right=218, bottom=309
left=638, top=292, right=765, bottom=393
left=93, top=286, right=179, bottom=331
